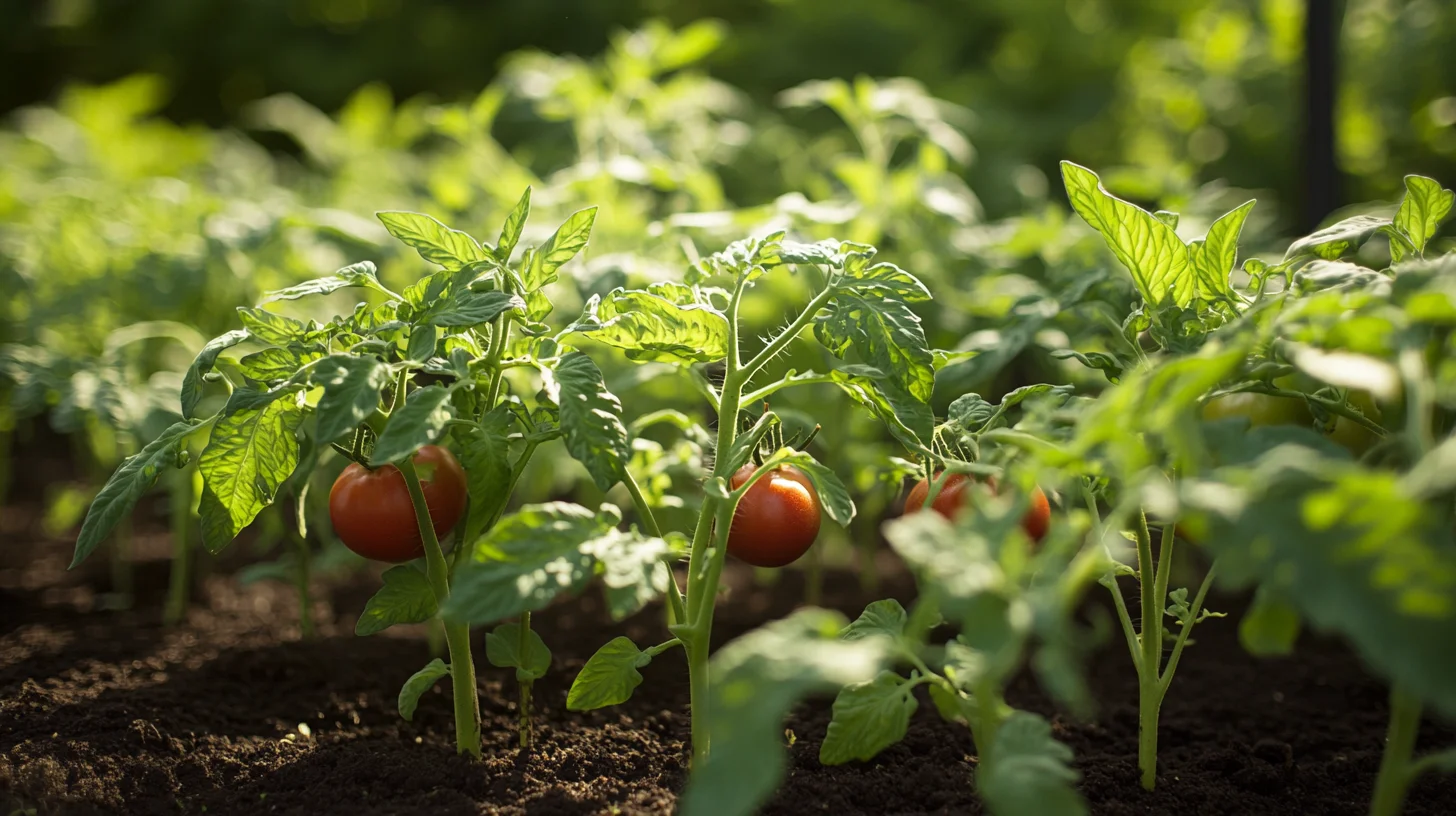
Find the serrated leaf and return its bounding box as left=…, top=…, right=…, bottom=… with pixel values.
left=312, top=355, right=388, bottom=442
left=1285, top=215, right=1390, bottom=261
left=1061, top=161, right=1193, bottom=308
left=566, top=289, right=729, bottom=364
left=549, top=352, right=631, bottom=491
left=839, top=261, right=932, bottom=303
left=829, top=366, right=935, bottom=451
left=819, top=671, right=918, bottom=765
left=181, top=329, right=249, bottom=419
left=496, top=186, right=531, bottom=262
left=772, top=450, right=855, bottom=527
left=454, top=406, right=514, bottom=543
left=567, top=637, right=648, bottom=711
left=817, top=293, right=934, bottom=403
left=398, top=659, right=451, bottom=721
left=237, top=346, right=323, bottom=383
left=485, top=622, right=553, bottom=681
left=680, top=609, right=887, bottom=816
left=429, top=291, right=525, bottom=327
left=579, top=528, right=672, bottom=620
left=378, top=211, right=489, bottom=270
left=72, top=419, right=204, bottom=567
left=356, top=565, right=438, bottom=636
left=260, top=261, right=390, bottom=304
left=198, top=396, right=304, bottom=553
left=442, top=502, right=616, bottom=624
left=1189, top=200, right=1255, bottom=302
left=526, top=207, right=597, bottom=293
left=1395, top=175, right=1454, bottom=255
left=237, top=307, right=312, bottom=345
left=842, top=599, right=908, bottom=643
left=370, top=385, right=454, bottom=465
left=978, top=711, right=1087, bottom=816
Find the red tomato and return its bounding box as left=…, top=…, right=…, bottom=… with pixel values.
left=726, top=463, right=822, bottom=568
left=905, top=473, right=1051, bottom=543
left=329, top=445, right=468, bottom=562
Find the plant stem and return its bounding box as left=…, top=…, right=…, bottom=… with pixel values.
left=400, top=458, right=481, bottom=757
left=518, top=610, right=534, bottom=750
left=1370, top=685, right=1422, bottom=816
left=163, top=463, right=193, bottom=626
left=294, top=530, right=314, bottom=639
left=1134, top=510, right=1162, bottom=791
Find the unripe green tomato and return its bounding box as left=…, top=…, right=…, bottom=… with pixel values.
left=1201, top=392, right=1311, bottom=426
left=1328, top=390, right=1382, bottom=454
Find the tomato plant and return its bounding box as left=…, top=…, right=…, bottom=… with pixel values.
left=329, top=445, right=467, bottom=563
left=726, top=462, right=822, bottom=568
left=906, top=472, right=1051, bottom=543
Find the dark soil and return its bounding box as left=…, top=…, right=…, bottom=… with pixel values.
left=3, top=503, right=1455, bottom=816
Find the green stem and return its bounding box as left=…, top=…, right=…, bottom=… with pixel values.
left=294, top=530, right=314, bottom=639
left=485, top=314, right=512, bottom=407
left=1370, top=686, right=1422, bottom=816
left=163, top=463, right=193, bottom=626
left=1134, top=510, right=1162, bottom=791
left=740, top=374, right=836, bottom=406
left=974, top=678, right=1004, bottom=764
left=622, top=469, right=663, bottom=537
left=518, top=610, right=534, bottom=750
left=1157, top=562, right=1217, bottom=698
left=400, top=458, right=481, bottom=758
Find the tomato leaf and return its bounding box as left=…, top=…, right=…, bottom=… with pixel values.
left=397, top=658, right=451, bottom=722
left=453, top=406, right=514, bottom=544
left=1060, top=161, right=1193, bottom=308
left=71, top=418, right=206, bottom=568
left=377, top=211, right=489, bottom=270
left=1238, top=585, right=1302, bottom=657
left=428, top=290, right=525, bottom=328
left=522, top=207, right=597, bottom=319
left=772, top=450, right=855, bottom=527
left=496, top=186, right=531, bottom=262
left=356, top=565, right=438, bottom=636
left=260, top=261, right=389, bottom=304
left=1284, top=214, right=1391, bottom=261
left=181, top=329, right=249, bottom=419
left=236, top=307, right=313, bottom=346
left=567, top=636, right=650, bottom=711
left=197, top=394, right=303, bottom=554
left=818, top=671, right=918, bottom=765
left=1394, top=175, right=1454, bottom=255
left=841, top=599, right=908, bottom=643
left=829, top=366, right=935, bottom=452
left=548, top=352, right=631, bottom=491
left=485, top=622, right=553, bottom=682
left=1188, top=199, right=1255, bottom=303
left=977, top=711, right=1087, bottom=816
left=679, top=609, right=887, bottom=816
left=579, top=528, right=672, bottom=620
left=566, top=289, right=730, bottom=363
left=312, top=355, right=388, bottom=443
left=369, top=385, right=455, bottom=466
left=442, top=502, right=617, bottom=624
left=816, top=292, right=935, bottom=403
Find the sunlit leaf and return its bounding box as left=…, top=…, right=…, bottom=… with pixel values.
left=1060, top=161, right=1192, bottom=307
left=356, top=565, right=437, bottom=636
left=198, top=395, right=304, bottom=553
left=378, top=211, right=489, bottom=270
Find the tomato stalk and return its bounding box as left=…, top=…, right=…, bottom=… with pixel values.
left=399, top=456, right=481, bottom=758
left=163, top=461, right=194, bottom=626
left=1369, top=686, right=1422, bottom=816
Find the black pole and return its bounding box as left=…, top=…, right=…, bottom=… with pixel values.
left=1303, top=0, right=1342, bottom=232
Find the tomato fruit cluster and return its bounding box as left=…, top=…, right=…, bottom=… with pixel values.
left=905, top=472, right=1051, bottom=543
left=726, top=463, right=823, bottom=568
left=329, top=445, right=469, bottom=563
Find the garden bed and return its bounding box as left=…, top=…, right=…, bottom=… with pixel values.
left=3, top=520, right=1453, bottom=816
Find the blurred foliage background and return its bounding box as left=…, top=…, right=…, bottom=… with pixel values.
left=2, top=0, right=1452, bottom=561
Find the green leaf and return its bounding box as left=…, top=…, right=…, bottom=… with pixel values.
left=485, top=622, right=553, bottom=682
left=312, top=355, right=388, bottom=443
left=429, top=291, right=525, bottom=327
left=978, top=711, right=1087, bottom=816
left=829, top=365, right=935, bottom=451
left=356, top=565, right=438, bottom=636
left=1394, top=175, right=1454, bottom=255
left=237, top=346, right=323, bottom=383
left=819, top=671, right=918, bottom=765
left=679, top=609, right=888, bottom=816
left=1239, top=585, right=1302, bottom=657
left=454, top=407, right=514, bottom=544
left=838, top=261, right=933, bottom=303
left=181, top=329, right=249, bottom=419
left=579, top=528, right=672, bottom=620
left=377, top=211, right=489, bottom=270
left=1291, top=260, right=1389, bottom=295
left=72, top=419, right=204, bottom=568
left=1060, top=161, right=1193, bottom=308
left=525, top=206, right=598, bottom=292
left=496, top=186, right=531, bottom=262
left=772, top=450, right=856, bottom=527
left=260, top=261, right=390, bottom=304
left=236, top=307, right=312, bottom=345
left=817, top=293, right=935, bottom=403
left=1188, top=200, right=1255, bottom=302
left=442, top=502, right=616, bottom=624
left=841, top=599, right=908, bottom=643
left=198, top=395, right=304, bottom=553
left=567, top=289, right=730, bottom=363
left=550, top=352, right=631, bottom=491
left=398, top=658, right=451, bottom=721
left=405, top=324, right=438, bottom=363
left=369, top=385, right=454, bottom=466
left=1285, top=215, right=1390, bottom=261
left=567, top=636, right=649, bottom=711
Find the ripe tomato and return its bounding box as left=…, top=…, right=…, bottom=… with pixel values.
left=329, top=445, right=468, bottom=562
left=1201, top=392, right=1311, bottom=426
left=726, top=463, right=822, bottom=568
left=905, top=473, right=1051, bottom=543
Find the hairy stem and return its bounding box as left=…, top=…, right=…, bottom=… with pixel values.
left=1370, top=685, right=1422, bottom=816
left=1134, top=510, right=1162, bottom=791
left=400, top=458, right=481, bottom=757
